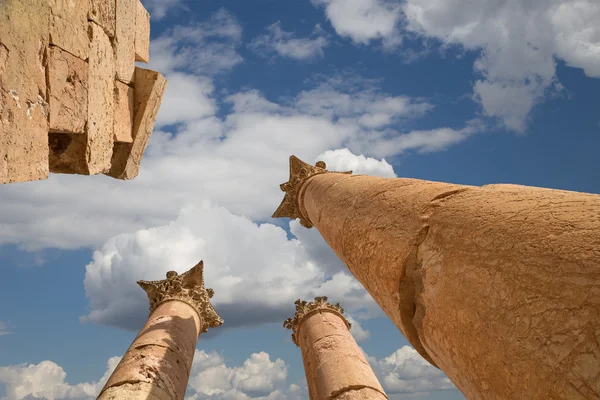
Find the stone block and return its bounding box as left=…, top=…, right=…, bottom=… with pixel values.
left=114, top=0, right=136, bottom=83
left=48, top=0, right=89, bottom=59
left=87, top=21, right=116, bottom=174
left=107, top=67, right=166, bottom=180
left=134, top=0, right=150, bottom=63
left=47, top=46, right=88, bottom=134
left=89, top=0, right=116, bottom=38
left=113, top=81, right=134, bottom=143
left=0, top=0, right=50, bottom=184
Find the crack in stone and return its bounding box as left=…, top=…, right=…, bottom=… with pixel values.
left=398, top=187, right=473, bottom=369
left=329, top=384, right=389, bottom=399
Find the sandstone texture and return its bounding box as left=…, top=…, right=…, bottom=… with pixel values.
left=108, top=67, right=167, bottom=180
left=0, top=0, right=50, bottom=184
left=1, top=0, right=163, bottom=184
left=86, top=21, right=116, bottom=174
left=114, top=81, right=134, bottom=142
left=48, top=0, right=89, bottom=60
left=89, top=0, right=116, bottom=38
left=275, top=156, right=600, bottom=400
left=98, top=262, right=223, bottom=400
left=135, top=0, right=150, bottom=63
left=99, top=302, right=200, bottom=400
left=115, top=0, right=136, bottom=83
left=47, top=46, right=88, bottom=134
left=285, top=297, right=388, bottom=400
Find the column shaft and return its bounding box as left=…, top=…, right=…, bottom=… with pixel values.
left=98, top=301, right=201, bottom=400
left=297, top=172, right=600, bottom=399
left=97, top=261, right=223, bottom=400
left=285, top=297, right=387, bottom=400
left=299, top=310, right=387, bottom=400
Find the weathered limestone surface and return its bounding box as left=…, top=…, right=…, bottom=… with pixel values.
left=1, top=0, right=164, bottom=184
left=135, top=0, right=150, bottom=63
left=48, top=0, right=89, bottom=60
left=274, top=156, right=600, bottom=400
left=87, top=21, right=115, bottom=175
left=89, top=0, right=116, bottom=38
left=285, top=297, right=388, bottom=400
left=47, top=46, right=88, bottom=133
left=115, top=0, right=136, bottom=82
left=107, top=67, right=167, bottom=180
left=113, top=81, right=134, bottom=142
left=0, top=0, right=50, bottom=184
left=98, top=261, right=223, bottom=400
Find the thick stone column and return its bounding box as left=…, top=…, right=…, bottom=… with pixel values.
left=273, top=156, right=600, bottom=400
left=284, top=296, right=387, bottom=400
left=97, top=261, right=223, bottom=400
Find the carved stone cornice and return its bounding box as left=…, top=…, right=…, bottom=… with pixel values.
left=283, top=296, right=351, bottom=346
left=138, top=260, right=223, bottom=334
left=272, top=155, right=351, bottom=228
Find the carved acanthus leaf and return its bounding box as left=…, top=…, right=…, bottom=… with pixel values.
left=272, top=155, right=351, bottom=229
left=283, top=296, right=351, bottom=346
left=137, top=260, right=223, bottom=334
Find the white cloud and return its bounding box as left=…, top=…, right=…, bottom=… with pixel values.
left=0, top=66, right=476, bottom=252
left=142, top=0, right=182, bottom=20
left=0, top=321, right=12, bottom=336
left=293, top=75, right=433, bottom=123
left=312, top=0, right=403, bottom=47
left=187, top=350, right=290, bottom=399
left=367, top=346, right=456, bottom=395
left=316, top=148, right=397, bottom=177
left=249, top=22, right=329, bottom=61
left=346, top=315, right=371, bottom=342
left=0, top=357, right=120, bottom=400
left=154, top=73, right=216, bottom=127
left=348, top=118, right=485, bottom=157
left=403, top=0, right=600, bottom=132
left=81, top=202, right=382, bottom=331
left=0, top=352, right=307, bottom=400
left=147, top=8, right=243, bottom=76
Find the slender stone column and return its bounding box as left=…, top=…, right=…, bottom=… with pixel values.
left=97, top=261, right=223, bottom=400
left=273, top=156, right=600, bottom=400
left=284, top=297, right=387, bottom=400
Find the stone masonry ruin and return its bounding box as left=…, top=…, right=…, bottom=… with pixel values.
left=0, top=0, right=166, bottom=184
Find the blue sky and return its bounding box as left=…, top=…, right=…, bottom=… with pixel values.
left=1, top=0, right=599, bottom=399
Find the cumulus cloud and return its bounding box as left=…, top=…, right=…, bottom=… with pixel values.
left=0, top=357, right=120, bottom=400
left=0, top=65, right=477, bottom=252
left=249, top=22, right=329, bottom=61
left=186, top=350, right=294, bottom=399
left=317, top=148, right=397, bottom=177
left=312, top=0, right=403, bottom=47
left=81, top=201, right=382, bottom=331
left=368, top=346, right=456, bottom=395
left=0, top=352, right=307, bottom=400
left=403, top=0, right=600, bottom=131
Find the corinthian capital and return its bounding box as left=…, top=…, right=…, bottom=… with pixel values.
left=138, top=260, right=223, bottom=333
left=272, top=155, right=351, bottom=228
left=283, top=296, right=351, bottom=346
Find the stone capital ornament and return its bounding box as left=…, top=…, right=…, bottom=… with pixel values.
left=137, top=260, right=223, bottom=333
left=272, top=155, right=351, bottom=228
left=284, top=296, right=351, bottom=346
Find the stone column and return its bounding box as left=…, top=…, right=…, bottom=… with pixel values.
left=97, top=261, right=223, bottom=400
left=273, top=156, right=600, bottom=400
left=284, top=296, right=387, bottom=400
